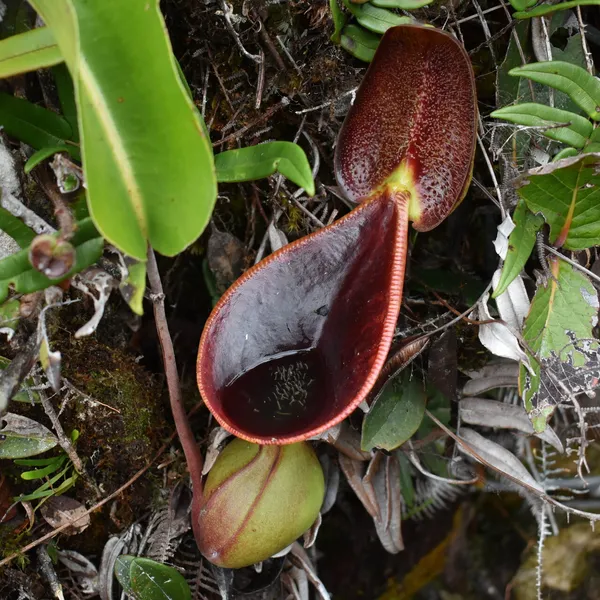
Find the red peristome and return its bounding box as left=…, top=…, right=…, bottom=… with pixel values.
left=335, top=25, right=477, bottom=231
left=197, top=190, right=409, bottom=444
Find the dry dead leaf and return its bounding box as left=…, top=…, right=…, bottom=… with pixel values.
left=40, top=495, right=90, bottom=535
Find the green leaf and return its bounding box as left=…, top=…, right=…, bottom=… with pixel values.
left=491, top=103, right=593, bottom=148
left=29, top=0, right=217, bottom=261
left=20, top=456, right=66, bottom=480
left=585, top=127, right=600, bottom=154
left=493, top=199, right=543, bottom=298
left=508, top=0, right=537, bottom=10
left=553, top=147, right=579, bottom=161
left=14, top=464, right=71, bottom=501
left=515, top=0, right=600, bottom=19
left=329, top=0, right=346, bottom=44
left=340, top=24, right=380, bottom=63
left=0, top=26, right=61, bottom=78
left=519, top=259, right=598, bottom=431
left=50, top=472, right=77, bottom=496
left=0, top=205, right=36, bottom=248
left=371, top=0, right=434, bottom=8
left=14, top=456, right=64, bottom=466
left=0, top=92, right=78, bottom=159
left=361, top=371, right=426, bottom=451
left=495, top=22, right=587, bottom=165
left=115, top=556, right=191, bottom=600
left=0, top=299, right=21, bottom=334
left=24, top=145, right=72, bottom=173
left=215, top=142, right=315, bottom=196
left=342, top=0, right=413, bottom=35
left=0, top=413, right=58, bottom=459
left=53, top=64, right=79, bottom=140
left=516, top=153, right=600, bottom=250
left=509, top=62, right=600, bottom=121
left=0, top=217, right=104, bottom=303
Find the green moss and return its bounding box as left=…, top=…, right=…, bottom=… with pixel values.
left=57, top=335, right=167, bottom=498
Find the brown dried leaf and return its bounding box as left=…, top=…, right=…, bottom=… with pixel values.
left=40, top=495, right=90, bottom=535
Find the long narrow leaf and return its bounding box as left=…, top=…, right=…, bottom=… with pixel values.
left=0, top=92, right=78, bottom=158
left=20, top=456, right=67, bottom=480
left=371, top=0, right=433, bottom=8
left=0, top=206, right=36, bottom=248
left=509, top=62, right=600, bottom=121
left=491, top=103, right=592, bottom=148
left=515, top=0, right=600, bottom=18
left=53, top=64, right=79, bottom=141
left=30, top=0, right=217, bottom=260
left=0, top=27, right=61, bottom=78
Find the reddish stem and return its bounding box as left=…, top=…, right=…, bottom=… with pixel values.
left=147, top=248, right=204, bottom=496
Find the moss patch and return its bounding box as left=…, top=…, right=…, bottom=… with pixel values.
left=58, top=334, right=167, bottom=504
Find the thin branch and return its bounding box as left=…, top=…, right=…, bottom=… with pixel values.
left=38, top=388, right=83, bottom=473
left=219, top=0, right=262, bottom=64
left=146, top=248, right=204, bottom=494
left=576, top=6, right=594, bottom=75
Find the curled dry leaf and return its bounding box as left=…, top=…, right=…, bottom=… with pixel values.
left=338, top=453, right=379, bottom=518
left=477, top=292, right=530, bottom=366
left=57, top=550, right=99, bottom=596
left=288, top=542, right=331, bottom=600
left=340, top=451, right=403, bottom=554
left=303, top=512, right=322, bottom=549
left=457, top=427, right=544, bottom=494
left=363, top=452, right=403, bottom=554
left=462, top=360, right=519, bottom=395
left=202, top=426, right=232, bottom=476
left=492, top=214, right=515, bottom=260
left=40, top=495, right=90, bottom=535
left=39, top=336, right=61, bottom=393
left=459, top=397, right=564, bottom=453
left=319, top=453, right=340, bottom=515
left=72, top=270, right=116, bottom=338
left=321, top=421, right=371, bottom=462
left=492, top=268, right=530, bottom=331
left=98, top=525, right=143, bottom=600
